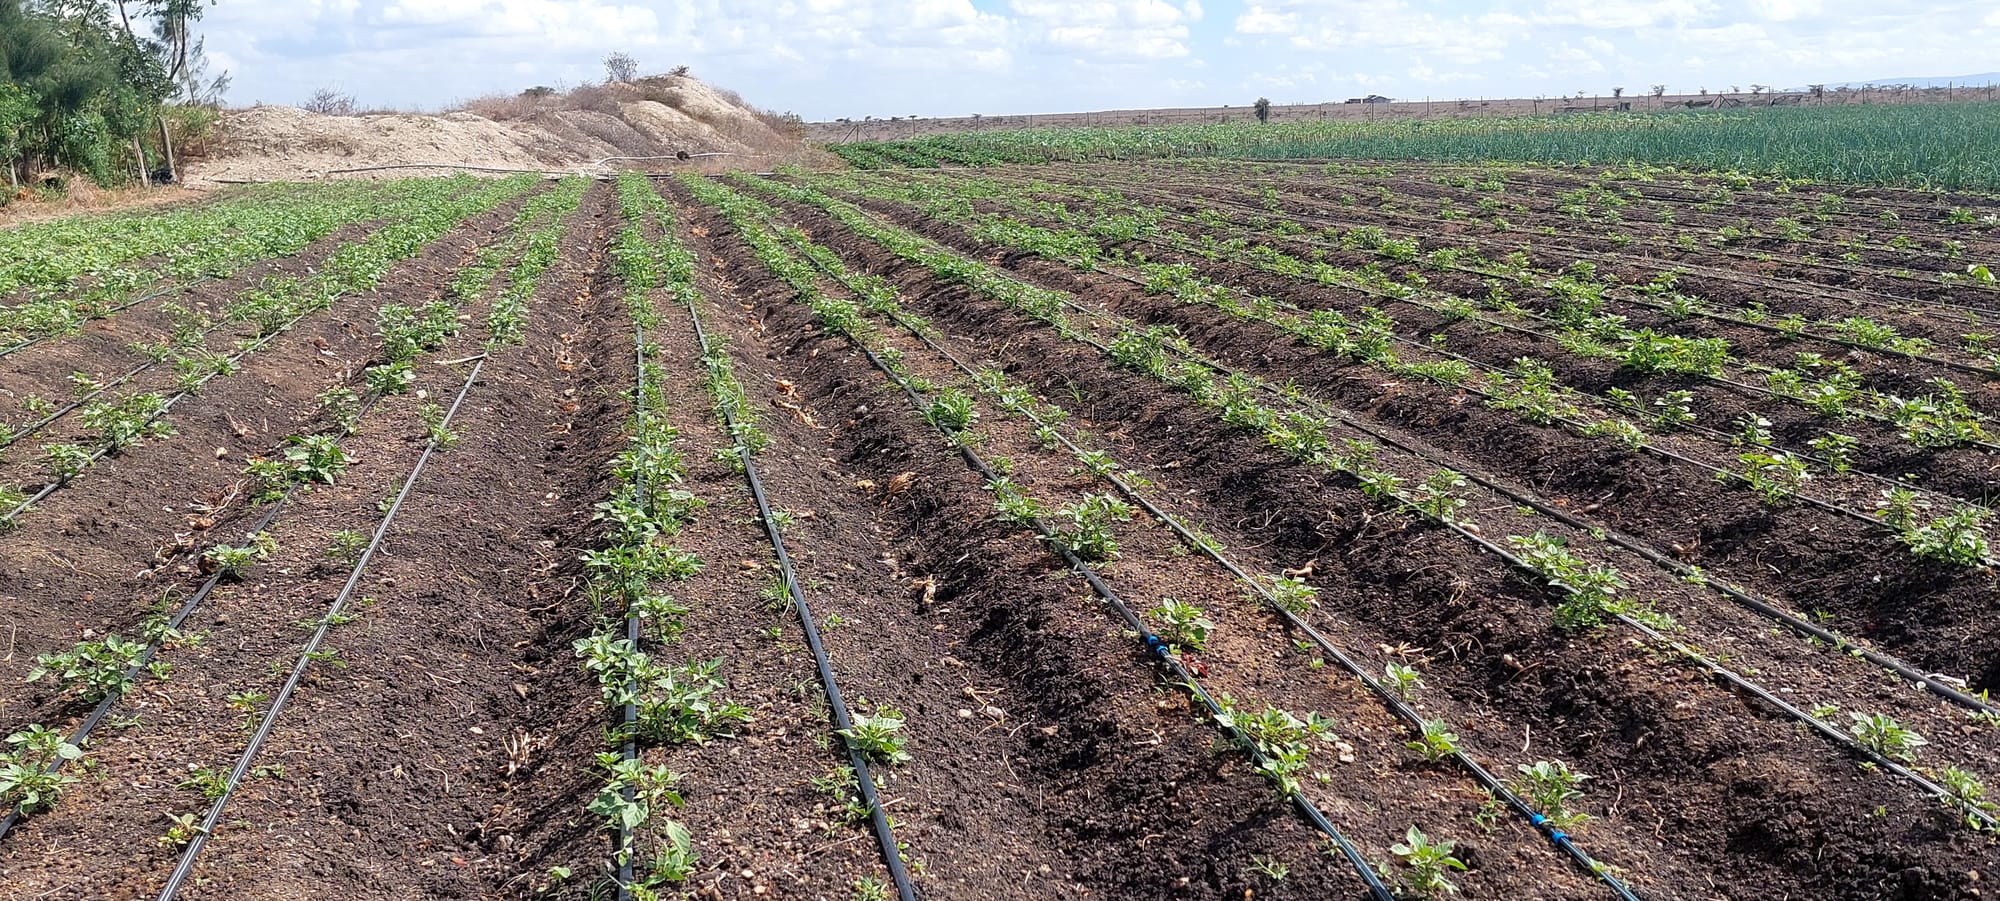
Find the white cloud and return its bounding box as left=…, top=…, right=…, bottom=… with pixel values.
left=1234, top=5, right=1296, bottom=35
left=1746, top=0, right=1825, bottom=20
left=375, top=0, right=664, bottom=49
left=1533, top=0, right=1713, bottom=29
left=1234, top=1, right=1523, bottom=63
left=1010, top=0, right=1195, bottom=60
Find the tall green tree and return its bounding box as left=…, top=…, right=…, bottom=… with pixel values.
left=0, top=0, right=183, bottom=188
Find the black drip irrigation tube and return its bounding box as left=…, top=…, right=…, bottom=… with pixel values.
left=790, top=283, right=1397, bottom=900
left=0, top=355, right=159, bottom=451
left=823, top=269, right=1645, bottom=898
left=0, top=389, right=392, bottom=842
left=678, top=296, right=918, bottom=901
left=154, top=357, right=488, bottom=901
left=613, top=315, right=648, bottom=899
left=0, top=268, right=394, bottom=524
left=1, top=284, right=349, bottom=525
left=798, top=194, right=2000, bottom=831
left=0, top=285, right=286, bottom=454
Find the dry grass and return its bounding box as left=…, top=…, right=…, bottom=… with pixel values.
left=0, top=183, right=201, bottom=230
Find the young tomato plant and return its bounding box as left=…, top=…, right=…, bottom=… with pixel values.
left=1381, top=825, right=1468, bottom=899
left=1149, top=598, right=1214, bottom=652
left=838, top=705, right=912, bottom=765
left=1512, top=760, right=1592, bottom=829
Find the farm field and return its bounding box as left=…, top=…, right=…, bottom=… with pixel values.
left=0, top=158, right=1996, bottom=901
left=827, top=102, right=2000, bottom=192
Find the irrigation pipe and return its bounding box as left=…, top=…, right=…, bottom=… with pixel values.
left=156, top=355, right=489, bottom=901
left=595, top=153, right=730, bottom=166
left=284, top=154, right=735, bottom=183
left=0, top=356, right=160, bottom=451
left=610, top=304, right=652, bottom=899
left=678, top=293, right=918, bottom=901
left=1418, top=484, right=2000, bottom=834
left=320, top=163, right=573, bottom=177
left=798, top=238, right=1646, bottom=898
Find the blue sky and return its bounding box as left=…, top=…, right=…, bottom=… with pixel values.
left=196, top=1, right=2000, bottom=120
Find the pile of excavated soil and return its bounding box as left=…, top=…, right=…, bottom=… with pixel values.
left=189, top=76, right=825, bottom=184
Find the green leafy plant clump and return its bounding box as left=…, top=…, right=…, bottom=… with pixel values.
left=1381, top=825, right=1468, bottom=899
left=0, top=725, right=84, bottom=814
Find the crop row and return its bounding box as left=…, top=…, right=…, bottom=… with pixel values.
left=568, top=173, right=746, bottom=898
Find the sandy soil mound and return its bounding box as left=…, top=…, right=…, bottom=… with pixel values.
left=190, top=75, right=825, bottom=184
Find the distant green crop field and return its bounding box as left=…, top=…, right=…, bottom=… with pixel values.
left=827, top=102, right=2000, bottom=191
